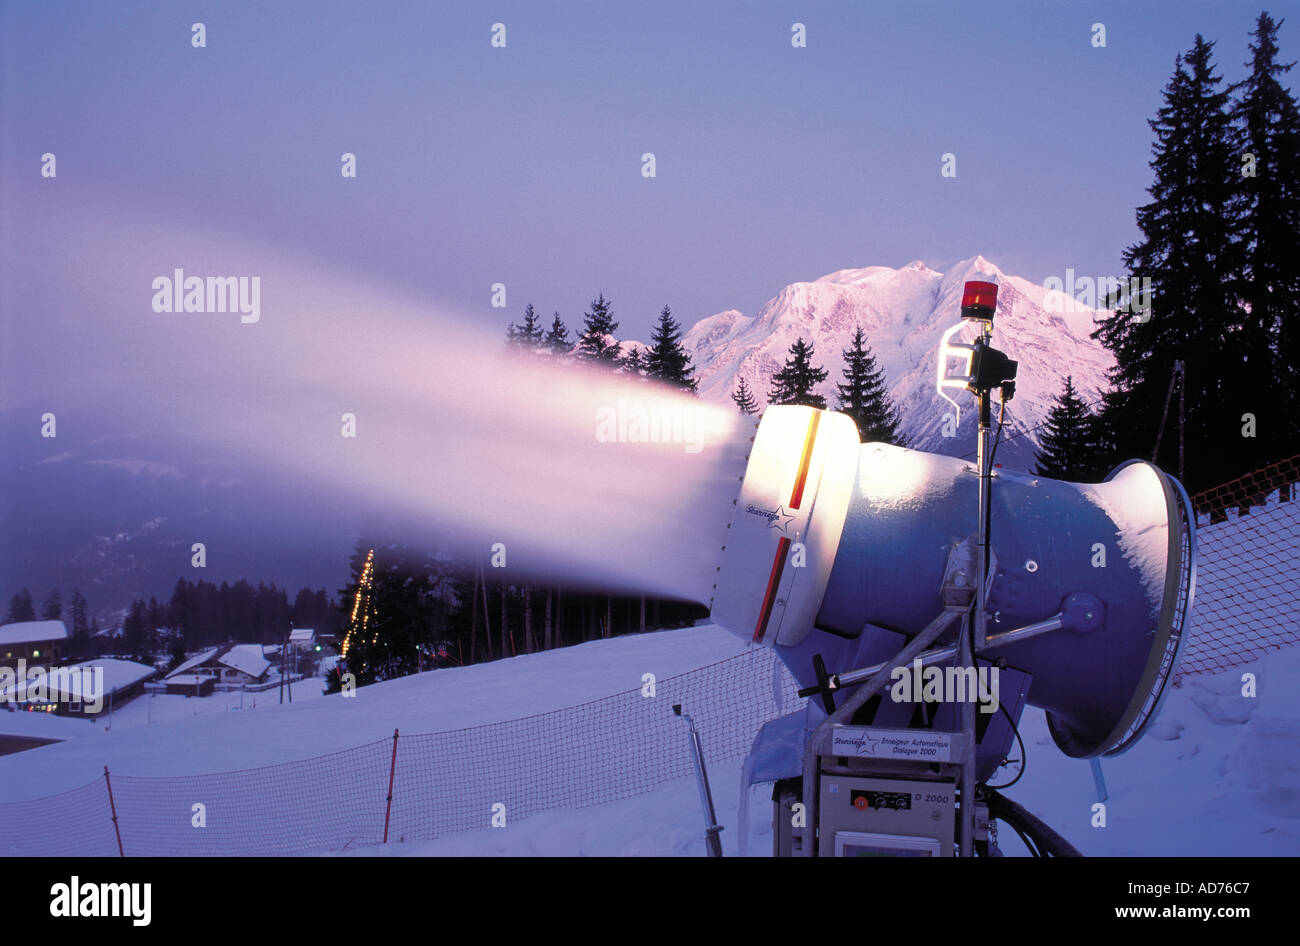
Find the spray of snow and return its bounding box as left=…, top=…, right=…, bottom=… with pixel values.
left=11, top=202, right=748, bottom=603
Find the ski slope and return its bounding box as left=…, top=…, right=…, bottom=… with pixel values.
left=338, top=641, right=1300, bottom=857
left=2, top=621, right=1296, bottom=856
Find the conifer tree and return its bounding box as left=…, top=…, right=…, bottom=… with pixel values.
left=768, top=337, right=828, bottom=409
left=835, top=325, right=905, bottom=444
left=1093, top=35, right=1245, bottom=493
left=575, top=293, right=621, bottom=366
left=122, top=600, right=150, bottom=661
left=506, top=303, right=544, bottom=350
left=543, top=312, right=571, bottom=356
left=643, top=306, right=698, bottom=393
left=1232, top=12, right=1300, bottom=461
left=70, top=589, right=89, bottom=638
left=333, top=542, right=440, bottom=689
left=1035, top=376, right=1101, bottom=480
left=731, top=376, right=760, bottom=414
left=5, top=588, right=35, bottom=623
left=619, top=345, right=646, bottom=378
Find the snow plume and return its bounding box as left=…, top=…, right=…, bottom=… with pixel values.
left=6, top=196, right=746, bottom=603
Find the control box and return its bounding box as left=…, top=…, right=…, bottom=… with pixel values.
left=818, top=775, right=956, bottom=857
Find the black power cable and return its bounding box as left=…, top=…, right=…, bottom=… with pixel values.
left=987, top=389, right=1008, bottom=469
left=986, top=700, right=1027, bottom=790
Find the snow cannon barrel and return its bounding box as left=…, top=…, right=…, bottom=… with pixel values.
left=710, top=405, right=1196, bottom=759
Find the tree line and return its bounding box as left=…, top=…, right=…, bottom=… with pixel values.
left=328, top=541, right=702, bottom=691
left=1036, top=13, right=1300, bottom=505
left=4, top=580, right=343, bottom=666
left=733, top=326, right=906, bottom=445
left=326, top=295, right=726, bottom=691
left=4, top=587, right=97, bottom=655
left=328, top=265, right=910, bottom=690
left=504, top=295, right=699, bottom=392
left=502, top=291, right=907, bottom=447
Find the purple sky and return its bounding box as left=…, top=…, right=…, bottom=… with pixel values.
left=4, top=1, right=1292, bottom=346
left=3, top=1, right=1296, bottom=607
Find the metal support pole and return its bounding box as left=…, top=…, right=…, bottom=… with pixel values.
left=104, top=765, right=124, bottom=857
left=957, top=611, right=977, bottom=857
left=1177, top=360, right=1185, bottom=484
left=799, top=609, right=962, bottom=856
left=1090, top=757, right=1109, bottom=803
left=674, top=705, right=723, bottom=857
left=382, top=728, right=399, bottom=843
left=963, top=320, right=996, bottom=853
left=811, top=613, right=1064, bottom=693
left=975, top=329, right=993, bottom=651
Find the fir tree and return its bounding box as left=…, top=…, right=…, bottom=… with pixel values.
left=619, top=345, right=646, bottom=378
left=575, top=293, right=621, bottom=366
left=768, top=337, right=828, bottom=409
left=1035, top=376, right=1101, bottom=480
left=41, top=588, right=62, bottom=621
left=70, top=589, right=89, bottom=638
left=506, top=303, right=544, bottom=350
left=62, top=590, right=87, bottom=659
left=543, top=312, right=571, bottom=356
left=643, top=305, right=698, bottom=393
left=731, top=376, right=760, bottom=414
left=333, top=542, right=443, bottom=689
left=5, top=588, right=35, bottom=623
left=121, top=600, right=150, bottom=661
left=1232, top=12, right=1300, bottom=461
left=1093, top=35, right=1246, bottom=493
left=835, top=325, right=905, bottom=444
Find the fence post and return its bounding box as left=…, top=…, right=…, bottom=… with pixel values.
left=104, top=765, right=124, bottom=857
left=383, top=728, right=399, bottom=844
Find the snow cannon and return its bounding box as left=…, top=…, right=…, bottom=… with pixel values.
left=708, top=280, right=1197, bottom=857
left=712, top=404, right=1196, bottom=761
left=714, top=403, right=1195, bottom=856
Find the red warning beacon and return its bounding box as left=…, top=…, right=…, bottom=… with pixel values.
left=960, top=281, right=998, bottom=322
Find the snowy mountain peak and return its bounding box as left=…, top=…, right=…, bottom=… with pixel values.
left=954, top=254, right=1003, bottom=277
left=680, top=257, right=1114, bottom=471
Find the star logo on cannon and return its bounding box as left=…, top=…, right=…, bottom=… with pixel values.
left=769, top=505, right=795, bottom=532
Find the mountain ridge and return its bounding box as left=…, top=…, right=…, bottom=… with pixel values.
left=677, top=255, right=1114, bottom=470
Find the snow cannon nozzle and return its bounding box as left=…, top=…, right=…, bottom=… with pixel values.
left=711, top=403, right=1196, bottom=761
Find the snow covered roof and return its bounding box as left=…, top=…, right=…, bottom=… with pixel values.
left=0, top=658, right=155, bottom=701
left=218, top=644, right=271, bottom=680
left=164, top=674, right=211, bottom=687
left=165, top=647, right=220, bottom=679
left=165, top=644, right=272, bottom=680
left=0, top=620, right=69, bottom=646
left=79, top=658, right=157, bottom=695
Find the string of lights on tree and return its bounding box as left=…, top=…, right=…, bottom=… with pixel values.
left=340, top=549, right=375, bottom=659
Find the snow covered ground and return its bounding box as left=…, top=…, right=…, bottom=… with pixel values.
left=0, top=627, right=750, bottom=795
left=334, top=639, right=1300, bottom=858
left=2, top=620, right=1296, bottom=856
